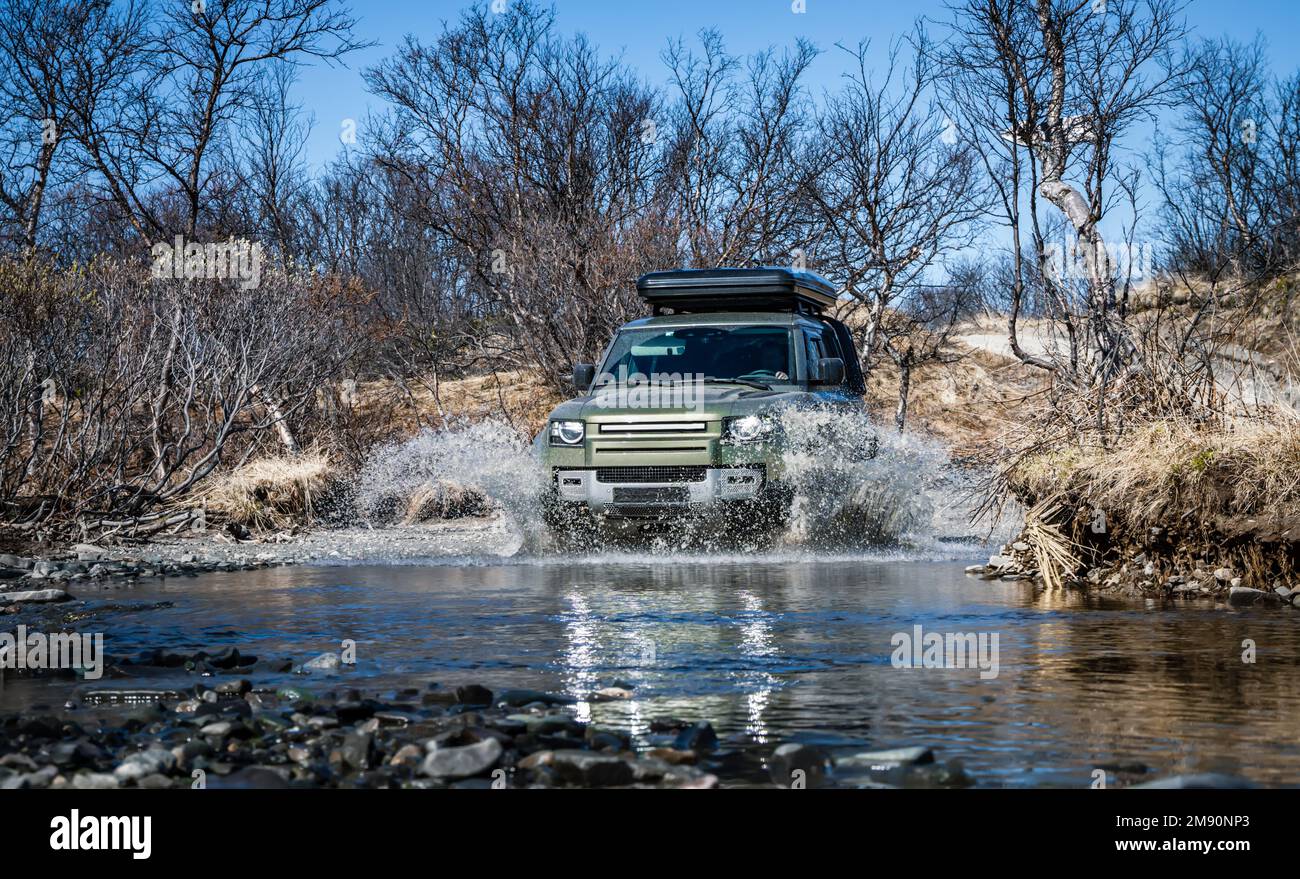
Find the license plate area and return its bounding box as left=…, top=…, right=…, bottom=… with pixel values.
left=611, top=486, right=691, bottom=504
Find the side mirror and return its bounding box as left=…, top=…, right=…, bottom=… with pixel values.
left=572, top=363, right=596, bottom=391
left=817, top=357, right=845, bottom=386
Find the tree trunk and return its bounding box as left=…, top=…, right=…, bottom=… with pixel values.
left=895, top=361, right=911, bottom=432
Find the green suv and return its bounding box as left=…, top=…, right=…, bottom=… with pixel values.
left=538, top=267, right=869, bottom=540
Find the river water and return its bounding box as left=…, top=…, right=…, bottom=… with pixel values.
left=7, top=545, right=1298, bottom=788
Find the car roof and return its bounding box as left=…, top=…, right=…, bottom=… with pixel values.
left=620, top=311, right=813, bottom=330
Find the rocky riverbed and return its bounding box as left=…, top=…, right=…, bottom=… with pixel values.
left=0, top=664, right=976, bottom=789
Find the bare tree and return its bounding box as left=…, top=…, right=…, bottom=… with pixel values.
left=661, top=30, right=820, bottom=266
left=935, top=0, right=1187, bottom=392
left=803, top=36, right=988, bottom=387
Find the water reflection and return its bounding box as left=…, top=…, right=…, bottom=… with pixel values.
left=5, top=555, right=1300, bottom=786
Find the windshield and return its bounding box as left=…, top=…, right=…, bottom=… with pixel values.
left=598, top=325, right=795, bottom=385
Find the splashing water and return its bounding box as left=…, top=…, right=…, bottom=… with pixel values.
left=354, top=419, right=547, bottom=535
left=776, top=406, right=947, bottom=548
left=352, top=410, right=982, bottom=556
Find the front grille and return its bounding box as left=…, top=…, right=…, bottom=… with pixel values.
left=611, top=486, right=691, bottom=504
left=596, top=466, right=707, bottom=483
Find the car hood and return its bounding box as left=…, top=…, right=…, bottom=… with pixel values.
left=545, top=384, right=809, bottom=423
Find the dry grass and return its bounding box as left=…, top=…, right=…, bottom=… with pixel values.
left=357, top=370, right=562, bottom=439
left=1021, top=496, right=1081, bottom=590
left=1007, top=410, right=1300, bottom=532
left=200, top=449, right=336, bottom=530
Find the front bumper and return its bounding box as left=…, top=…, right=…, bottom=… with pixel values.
left=551, top=465, right=767, bottom=518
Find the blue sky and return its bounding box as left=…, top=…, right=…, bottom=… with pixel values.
left=297, top=0, right=1300, bottom=170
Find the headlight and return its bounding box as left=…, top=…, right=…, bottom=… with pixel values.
left=723, top=414, right=772, bottom=444
left=549, top=420, right=585, bottom=446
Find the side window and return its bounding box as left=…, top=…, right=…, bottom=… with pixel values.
left=818, top=323, right=843, bottom=360
left=804, top=329, right=826, bottom=379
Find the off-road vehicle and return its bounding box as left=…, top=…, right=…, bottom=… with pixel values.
left=537, top=267, right=871, bottom=542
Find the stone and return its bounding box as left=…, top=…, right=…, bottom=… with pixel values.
left=590, top=686, right=633, bottom=701
left=963, top=565, right=986, bottom=575
left=1227, top=585, right=1272, bottom=605
left=207, top=767, right=291, bottom=789
left=339, top=731, right=373, bottom=770
left=768, top=743, right=827, bottom=787
left=113, top=747, right=176, bottom=782
left=71, top=772, right=120, bottom=790
left=546, top=750, right=635, bottom=787
left=455, top=684, right=494, bottom=706
left=1213, top=567, right=1234, bottom=583
left=420, top=737, right=503, bottom=780
left=835, top=746, right=935, bottom=771
left=673, top=721, right=717, bottom=752
left=1133, top=773, right=1254, bottom=789
left=73, top=543, right=108, bottom=562
left=0, top=588, right=68, bottom=603
left=494, top=688, right=574, bottom=707
left=299, top=652, right=339, bottom=672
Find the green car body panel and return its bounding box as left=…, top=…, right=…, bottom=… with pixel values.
left=537, top=268, right=869, bottom=533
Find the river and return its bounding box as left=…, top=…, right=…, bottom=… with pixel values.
left=5, top=545, right=1297, bottom=787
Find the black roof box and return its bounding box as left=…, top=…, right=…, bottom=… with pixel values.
left=636, top=267, right=838, bottom=315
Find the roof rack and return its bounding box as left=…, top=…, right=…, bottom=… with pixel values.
left=636, top=267, right=838, bottom=316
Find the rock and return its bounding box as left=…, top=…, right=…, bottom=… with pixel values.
left=73, top=543, right=108, bottom=562
left=1213, top=567, right=1234, bottom=583
left=1133, top=773, right=1254, bottom=789
left=768, top=743, right=827, bottom=787
left=988, top=554, right=1013, bottom=568
left=0, top=588, right=68, bottom=604
left=31, top=560, right=58, bottom=578
left=420, top=737, right=503, bottom=780
left=113, top=748, right=176, bottom=782
left=298, top=652, right=339, bottom=672
left=455, top=684, right=494, bottom=706
left=1227, top=585, right=1272, bottom=605
left=590, top=686, right=633, bottom=702
left=0, top=553, right=32, bottom=569
left=71, top=772, right=120, bottom=790
left=673, top=721, right=717, bottom=752
left=199, top=721, right=234, bottom=737
left=1229, top=577, right=1243, bottom=588
left=339, top=732, right=373, bottom=770
left=1011, top=541, right=1030, bottom=552
left=647, top=748, right=697, bottom=765
left=835, top=746, right=935, bottom=771
left=963, top=565, right=987, bottom=575
left=546, top=750, right=635, bottom=787
left=207, top=767, right=291, bottom=789
left=1275, top=585, right=1293, bottom=600
left=389, top=744, right=423, bottom=769
left=494, top=688, right=573, bottom=707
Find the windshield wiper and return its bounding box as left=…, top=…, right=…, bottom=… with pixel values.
left=703, top=376, right=772, bottom=391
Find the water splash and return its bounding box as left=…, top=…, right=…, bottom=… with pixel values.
left=351, top=410, right=984, bottom=556
left=776, top=406, right=946, bottom=548
left=354, top=419, right=546, bottom=537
